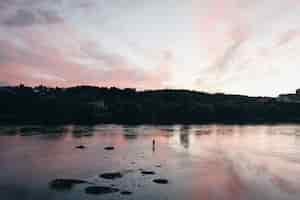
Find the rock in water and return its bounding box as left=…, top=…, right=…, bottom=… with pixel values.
left=100, top=172, right=123, bottom=180
left=120, top=191, right=133, bottom=195
left=153, top=179, right=169, bottom=184
left=85, top=186, right=119, bottom=195
left=141, top=170, right=156, bottom=175
left=49, top=179, right=87, bottom=190
left=104, top=146, right=115, bottom=150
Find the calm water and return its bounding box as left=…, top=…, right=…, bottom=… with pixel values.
left=1, top=125, right=300, bottom=200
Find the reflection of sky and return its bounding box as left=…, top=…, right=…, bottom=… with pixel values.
left=0, top=125, right=300, bottom=200
left=1, top=1, right=300, bottom=96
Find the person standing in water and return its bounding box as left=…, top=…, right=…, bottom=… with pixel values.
left=152, top=139, right=156, bottom=152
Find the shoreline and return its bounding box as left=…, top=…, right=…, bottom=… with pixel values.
left=1, top=120, right=300, bottom=126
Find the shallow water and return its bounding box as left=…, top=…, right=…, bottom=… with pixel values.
left=1, top=125, right=300, bottom=200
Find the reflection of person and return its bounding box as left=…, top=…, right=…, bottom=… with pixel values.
left=152, top=139, right=156, bottom=152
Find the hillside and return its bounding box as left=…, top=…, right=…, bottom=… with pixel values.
left=1, top=85, right=300, bottom=124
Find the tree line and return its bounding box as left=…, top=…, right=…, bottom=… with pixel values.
left=1, top=85, right=300, bottom=124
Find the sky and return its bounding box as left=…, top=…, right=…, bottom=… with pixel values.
left=0, top=0, right=300, bottom=97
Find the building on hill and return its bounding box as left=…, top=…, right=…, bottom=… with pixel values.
left=277, top=89, right=300, bottom=103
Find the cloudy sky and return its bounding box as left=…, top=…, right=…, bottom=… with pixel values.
left=0, top=0, right=300, bottom=96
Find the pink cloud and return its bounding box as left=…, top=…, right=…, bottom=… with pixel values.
left=0, top=25, right=172, bottom=89
left=277, top=30, right=300, bottom=47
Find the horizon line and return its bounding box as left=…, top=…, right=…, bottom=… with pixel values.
left=1, top=83, right=295, bottom=98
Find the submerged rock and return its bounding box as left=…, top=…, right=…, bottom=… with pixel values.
left=141, top=170, right=156, bottom=175
left=85, top=186, right=119, bottom=195
left=100, top=172, right=123, bottom=180
left=120, top=191, right=132, bottom=195
left=153, top=179, right=169, bottom=184
left=104, top=146, right=115, bottom=150
left=49, top=179, right=87, bottom=190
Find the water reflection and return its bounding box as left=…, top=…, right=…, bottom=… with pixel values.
left=0, top=126, right=19, bottom=135
left=0, top=125, right=300, bottom=200
left=72, top=126, right=94, bottom=138
left=195, top=129, right=212, bottom=136
left=123, top=128, right=138, bottom=140
left=179, top=126, right=190, bottom=149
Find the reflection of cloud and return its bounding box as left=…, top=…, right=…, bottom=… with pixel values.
left=191, top=156, right=245, bottom=200
left=271, top=175, right=298, bottom=194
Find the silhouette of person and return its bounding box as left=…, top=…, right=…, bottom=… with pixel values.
left=152, top=139, right=156, bottom=152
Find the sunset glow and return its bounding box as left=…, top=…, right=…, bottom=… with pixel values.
left=1, top=0, right=300, bottom=96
